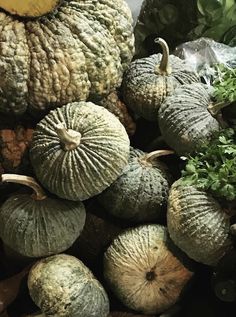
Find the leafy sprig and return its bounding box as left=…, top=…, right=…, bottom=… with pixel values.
left=213, top=64, right=236, bottom=103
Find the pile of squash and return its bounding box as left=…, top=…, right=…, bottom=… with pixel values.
left=0, top=1, right=235, bottom=317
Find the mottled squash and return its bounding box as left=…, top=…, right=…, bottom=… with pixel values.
left=104, top=224, right=193, bottom=314
left=0, top=0, right=134, bottom=115
left=0, top=174, right=85, bottom=258
left=28, top=254, right=109, bottom=317
left=30, top=102, right=130, bottom=201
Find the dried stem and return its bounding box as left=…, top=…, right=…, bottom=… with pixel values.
left=55, top=123, right=81, bottom=151
left=154, top=38, right=172, bottom=75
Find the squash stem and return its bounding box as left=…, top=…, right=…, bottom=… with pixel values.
left=1, top=174, right=47, bottom=201
left=55, top=123, right=81, bottom=151
left=208, top=101, right=232, bottom=117
left=154, top=38, right=172, bottom=75
left=140, top=150, right=175, bottom=165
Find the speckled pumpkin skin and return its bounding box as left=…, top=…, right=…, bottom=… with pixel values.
left=158, top=83, right=220, bottom=155
left=167, top=179, right=232, bottom=266
left=104, top=224, right=193, bottom=314
left=30, top=102, right=130, bottom=201
left=98, top=148, right=172, bottom=222
left=28, top=254, right=109, bottom=317
left=0, top=194, right=85, bottom=257
left=122, top=54, right=199, bottom=121
left=0, top=0, right=134, bottom=115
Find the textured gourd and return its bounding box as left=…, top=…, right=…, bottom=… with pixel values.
left=104, top=224, right=193, bottom=314
left=28, top=254, right=109, bottom=317
left=158, top=83, right=221, bottom=155
left=30, top=102, right=130, bottom=201
left=98, top=148, right=173, bottom=222
left=0, top=174, right=86, bottom=258
left=167, top=179, right=232, bottom=266
left=0, top=0, right=134, bottom=115
left=122, top=38, right=199, bottom=121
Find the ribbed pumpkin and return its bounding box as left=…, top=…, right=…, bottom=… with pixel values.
left=0, top=174, right=86, bottom=258
left=167, top=179, right=232, bottom=266
left=30, top=102, right=130, bottom=201
left=158, top=83, right=221, bottom=155
left=104, top=224, right=193, bottom=315
left=28, top=254, right=109, bottom=317
left=122, top=38, right=199, bottom=121
left=98, top=148, right=173, bottom=222
left=0, top=0, right=134, bottom=115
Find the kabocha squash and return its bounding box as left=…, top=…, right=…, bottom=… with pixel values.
left=158, top=83, right=221, bottom=155
left=28, top=254, right=110, bottom=317
left=167, top=179, right=232, bottom=266
left=30, top=102, right=130, bottom=201
left=98, top=148, right=173, bottom=222
left=0, top=0, right=134, bottom=115
left=122, top=38, right=199, bottom=121
left=0, top=174, right=86, bottom=258
left=104, top=224, right=193, bottom=315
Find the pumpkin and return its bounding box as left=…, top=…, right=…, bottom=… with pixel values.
left=0, top=0, right=134, bottom=115
left=167, top=179, right=232, bottom=266
left=104, top=224, right=193, bottom=315
left=0, top=174, right=86, bottom=258
left=28, top=254, right=110, bottom=317
left=98, top=148, right=173, bottom=222
left=30, top=102, right=130, bottom=201
left=158, top=83, right=221, bottom=155
left=122, top=38, right=199, bottom=121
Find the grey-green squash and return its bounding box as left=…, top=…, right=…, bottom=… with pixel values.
left=0, top=0, right=134, bottom=115
left=30, top=102, right=130, bottom=201
left=158, top=83, right=221, bottom=155
left=28, top=254, right=110, bottom=317
left=122, top=38, right=199, bottom=121
left=167, top=179, right=232, bottom=266
left=0, top=174, right=86, bottom=258
left=98, top=148, right=173, bottom=222
left=104, top=224, right=193, bottom=315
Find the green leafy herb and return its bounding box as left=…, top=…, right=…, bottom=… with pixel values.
left=213, top=64, right=236, bottom=103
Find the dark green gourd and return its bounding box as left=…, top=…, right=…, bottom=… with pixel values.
left=30, top=102, right=130, bottom=201
left=98, top=148, right=173, bottom=222
left=158, top=83, right=221, bottom=155
left=167, top=179, right=232, bottom=266
left=28, top=254, right=109, bottom=317
left=0, top=174, right=86, bottom=258
left=122, top=38, right=199, bottom=121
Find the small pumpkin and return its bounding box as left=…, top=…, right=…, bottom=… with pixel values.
left=104, top=224, right=193, bottom=315
left=122, top=38, right=199, bottom=121
left=28, top=254, right=110, bottom=317
left=158, top=83, right=221, bottom=155
left=98, top=148, right=173, bottom=222
left=30, top=102, right=130, bottom=201
left=0, top=174, right=86, bottom=258
left=167, top=179, right=232, bottom=266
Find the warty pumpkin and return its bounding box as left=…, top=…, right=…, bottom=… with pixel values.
left=122, top=38, right=199, bottom=121
left=0, top=0, right=134, bottom=115
left=30, top=101, right=130, bottom=201
left=0, top=174, right=86, bottom=258
left=28, top=254, right=110, bottom=317
left=104, top=224, right=193, bottom=315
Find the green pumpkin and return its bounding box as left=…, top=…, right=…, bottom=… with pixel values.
left=0, top=174, right=85, bottom=258
left=30, top=102, right=130, bottom=201
left=167, top=179, right=232, bottom=266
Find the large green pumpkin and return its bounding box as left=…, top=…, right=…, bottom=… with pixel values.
left=0, top=0, right=134, bottom=115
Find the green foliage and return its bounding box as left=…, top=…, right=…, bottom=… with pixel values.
left=182, top=128, right=236, bottom=201
left=213, top=64, right=236, bottom=103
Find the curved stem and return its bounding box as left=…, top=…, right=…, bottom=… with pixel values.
left=208, top=101, right=232, bottom=117
left=1, top=174, right=46, bottom=201
left=140, top=150, right=175, bottom=165
left=154, top=38, right=172, bottom=75
left=55, top=123, right=81, bottom=151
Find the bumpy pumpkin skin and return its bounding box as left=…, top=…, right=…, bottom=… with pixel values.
left=158, top=83, right=220, bottom=155
left=104, top=224, right=193, bottom=315
left=98, top=148, right=172, bottom=222
left=0, top=0, right=134, bottom=115
left=28, top=254, right=109, bottom=317
left=167, top=179, right=232, bottom=266
left=122, top=54, right=199, bottom=121
left=30, top=102, right=130, bottom=201
left=0, top=194, right=86, bottom=258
